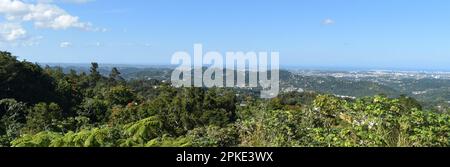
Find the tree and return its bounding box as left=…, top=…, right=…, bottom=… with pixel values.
left=399, top=95, right=422, bottom=110
left=78, top=98, right=109, bottom=124
left=3, top=50, right=450, bottom=148
left=0, top=51, right=57, bottom=104
left=105, top=85, right=136, bottom=106
left=89, top=62, right=101, bottom=85
left=109, top=104, right=142, bottom=126
left=119, top=116, right=162, bottom=146
left=313, top=94, right=348, bottom=127
left=24, top=103, right=63, bottom=134
left=109, top=67, right=125, bottom=85
left=0, top=99, right=27, bottom=146
left=187, top=125, right=239, bottom=147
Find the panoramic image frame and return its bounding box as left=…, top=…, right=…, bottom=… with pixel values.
left=0, top=0, right=449, bottom=165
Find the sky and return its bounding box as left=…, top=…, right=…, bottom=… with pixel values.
left=1, top=0, right=450, bottom=70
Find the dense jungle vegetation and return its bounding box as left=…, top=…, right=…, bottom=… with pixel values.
left=1, top=51, right=449, bottom=147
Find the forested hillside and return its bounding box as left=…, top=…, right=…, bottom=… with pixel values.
left=1, top=51, right=449, bottom=147
left=54, top=65, right=450, bottom=111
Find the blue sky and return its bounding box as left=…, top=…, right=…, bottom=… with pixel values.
left=1, top=0, right=450, bottom=70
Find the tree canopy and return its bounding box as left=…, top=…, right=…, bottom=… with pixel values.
left=0, top=51, right=448, bottom=147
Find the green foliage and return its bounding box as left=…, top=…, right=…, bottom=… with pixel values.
left=147, top=87, right=236, bottom=136
left=0, top=99, right=27, bottom=146
left=145, top=135, right=192, bottom=147
left=0, top=51, right=57, bottom=104
left=313, top=94, right=348, bottom=127
left=2, top=51, right=449, bottom=147
left=24, top=102, right=63, bottom=134
left=11, top=131, right=62, bottom=147
left=119, top=116, right=162, bottom=146
left=109, top=67, right=125, bottom=85
left=89, top=62, right=101, bottom=85
left=78, top=98, right=109, bottom=124
left=9, top=89, right=450, bottom=147
left=105, top=85, right=136, bottom=106
left=187, top=125, right=239, bottom=147
left=302, top=95, right=450, bottom=147
left=11, top=127, right=120, bottom=147
left=401, top=110, right=450, bottom=147
left=237, top=108, right=305, bottom=147
left=50, top=127, right=118, bottom=147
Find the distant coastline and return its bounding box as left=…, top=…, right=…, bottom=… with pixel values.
left=39, top=62, right=450, bottom=73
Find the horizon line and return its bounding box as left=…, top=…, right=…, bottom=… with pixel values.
left=37, top=62, right=450, bottom=73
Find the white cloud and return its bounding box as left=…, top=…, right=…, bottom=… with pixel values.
left=59, top=41, right=71, bottom=47
left=0, top=22, right=26, bottom=41
left=0, top=0, right=28, bottom=15
left=322, top=18, right=335, bottom=25
left=0, top=0, right=105, bottom=32
left=0, top=22, right=42, bottom=46
left=1, top=1, right=129, bottom=48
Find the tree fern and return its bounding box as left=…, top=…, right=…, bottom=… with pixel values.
left=121, top=116, right=162, bottom=146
